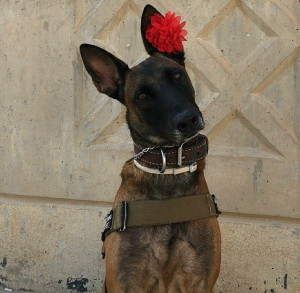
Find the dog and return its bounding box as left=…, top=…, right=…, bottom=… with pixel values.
left=80, top=4, right=221, bottom=293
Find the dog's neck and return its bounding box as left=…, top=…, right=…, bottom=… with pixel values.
left=119, top=159, right=208, bottom=201
left=112, top=134, right=209, bottom=205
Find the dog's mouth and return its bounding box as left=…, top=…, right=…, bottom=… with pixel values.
left=175, top=119, right=205, bottom=145
left=130, top=116, right=205, bottom=148
left=169, top=131, right=198, bottom=146
left=143, top=130, right=201, bottom=149
left=182, top=131, right=202, bottom=143
left=149, top=120, right=204, bottom=147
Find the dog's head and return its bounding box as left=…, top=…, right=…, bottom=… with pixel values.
left=80, top=5, right=204, bottom=146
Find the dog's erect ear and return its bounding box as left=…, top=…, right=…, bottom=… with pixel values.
left=141, top=5, right=163, bottom=56
left=141, top=5, right=185, bottom=65
left=80, top=44, right=128, bottom=104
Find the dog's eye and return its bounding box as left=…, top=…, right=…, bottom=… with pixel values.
left=137, top=93, right=147, bottom=100
left=173, top=72, right=181, bottom=80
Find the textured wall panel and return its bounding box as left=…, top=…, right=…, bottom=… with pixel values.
left=73, top=0, right=300, bottom=216
left=0, top=0, right=75, bottom=199
left=216, top=217, right=299, bottom=293
left=0, top=199, right=108, bottom=292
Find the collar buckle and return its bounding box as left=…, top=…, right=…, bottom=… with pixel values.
left=159, top=142, right=190, bottom=173
left=158, top=149, right=167, bottom=173
left=177, top=143, right=184, bottom=166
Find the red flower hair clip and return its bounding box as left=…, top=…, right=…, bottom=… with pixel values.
left=145, top=11, right=187, bottom=54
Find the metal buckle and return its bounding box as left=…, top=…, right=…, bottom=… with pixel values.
left=212, top=194, right=222, bottom=215
left=158, top=149, right=167, bottom=173
left=101, top=210, right=113, bottom=242
left=119, top=200, right=128, bottom=232
left=189, top=162, right=197, bottom=172
left=177, top=143, right=184, bottom=166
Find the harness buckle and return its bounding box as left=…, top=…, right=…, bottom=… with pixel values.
left=212, top=194, right=222, bottom=215
left=101, top=210, right=113, bottom=242
left=119, top=200, right=128, bottom=232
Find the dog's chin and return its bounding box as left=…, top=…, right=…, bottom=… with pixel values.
left=152, top=129, right=201, bottom=147
left=174, top=130, right=201, bottom=145
left=132, top=126, right=204, bottom=147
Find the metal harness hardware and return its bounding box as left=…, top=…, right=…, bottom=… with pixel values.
left=212, top=194, right=222, bottom=215
left=101, top=210, right=113, bottom=242
left=119, top=200, right=128, bottom=232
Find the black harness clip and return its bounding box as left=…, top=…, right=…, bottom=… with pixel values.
left=212, top=194, right=222, bottom=215
left=101, top=210, right=113, bottom=242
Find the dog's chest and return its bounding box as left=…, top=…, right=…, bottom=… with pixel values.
left=117, top=221, right=212, bottom=292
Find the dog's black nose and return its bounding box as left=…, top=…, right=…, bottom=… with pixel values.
left=174, top=110, right=203, bottom=133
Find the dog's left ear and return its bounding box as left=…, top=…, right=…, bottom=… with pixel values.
left=141, top=5, right=185, bottom=65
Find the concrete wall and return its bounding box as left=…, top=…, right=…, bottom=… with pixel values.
left=0, top=0, right=299, bottom=292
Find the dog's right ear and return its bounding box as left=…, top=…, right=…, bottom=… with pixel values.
left=80, top=44, right=128, bottom=104
left=141, top=5, right=163, bottom=56
left=141, top=5, right=185, bottom=65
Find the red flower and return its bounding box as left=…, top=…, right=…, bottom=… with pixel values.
left=145, top=11, right=187, bottom=54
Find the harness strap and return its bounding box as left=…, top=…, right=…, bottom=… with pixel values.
left=102, top=193, right=221, bottom=246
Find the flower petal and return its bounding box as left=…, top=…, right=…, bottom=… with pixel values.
left=146, top=11, right=187, bottom=54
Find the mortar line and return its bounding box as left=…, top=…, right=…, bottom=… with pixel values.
left=221, top=211, right=300, bottom=225
left=0, top=193, right=112, bottom=208
left=0, top=193, right=299, bottom=224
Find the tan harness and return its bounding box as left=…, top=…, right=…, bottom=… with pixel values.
left=102, top=193, right=221, bottom=245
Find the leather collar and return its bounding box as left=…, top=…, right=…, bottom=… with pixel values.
left=133, top=134, right=208, bottom=171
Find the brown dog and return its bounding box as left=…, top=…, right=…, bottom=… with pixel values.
left=80, top=5, right=221, bottom=293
